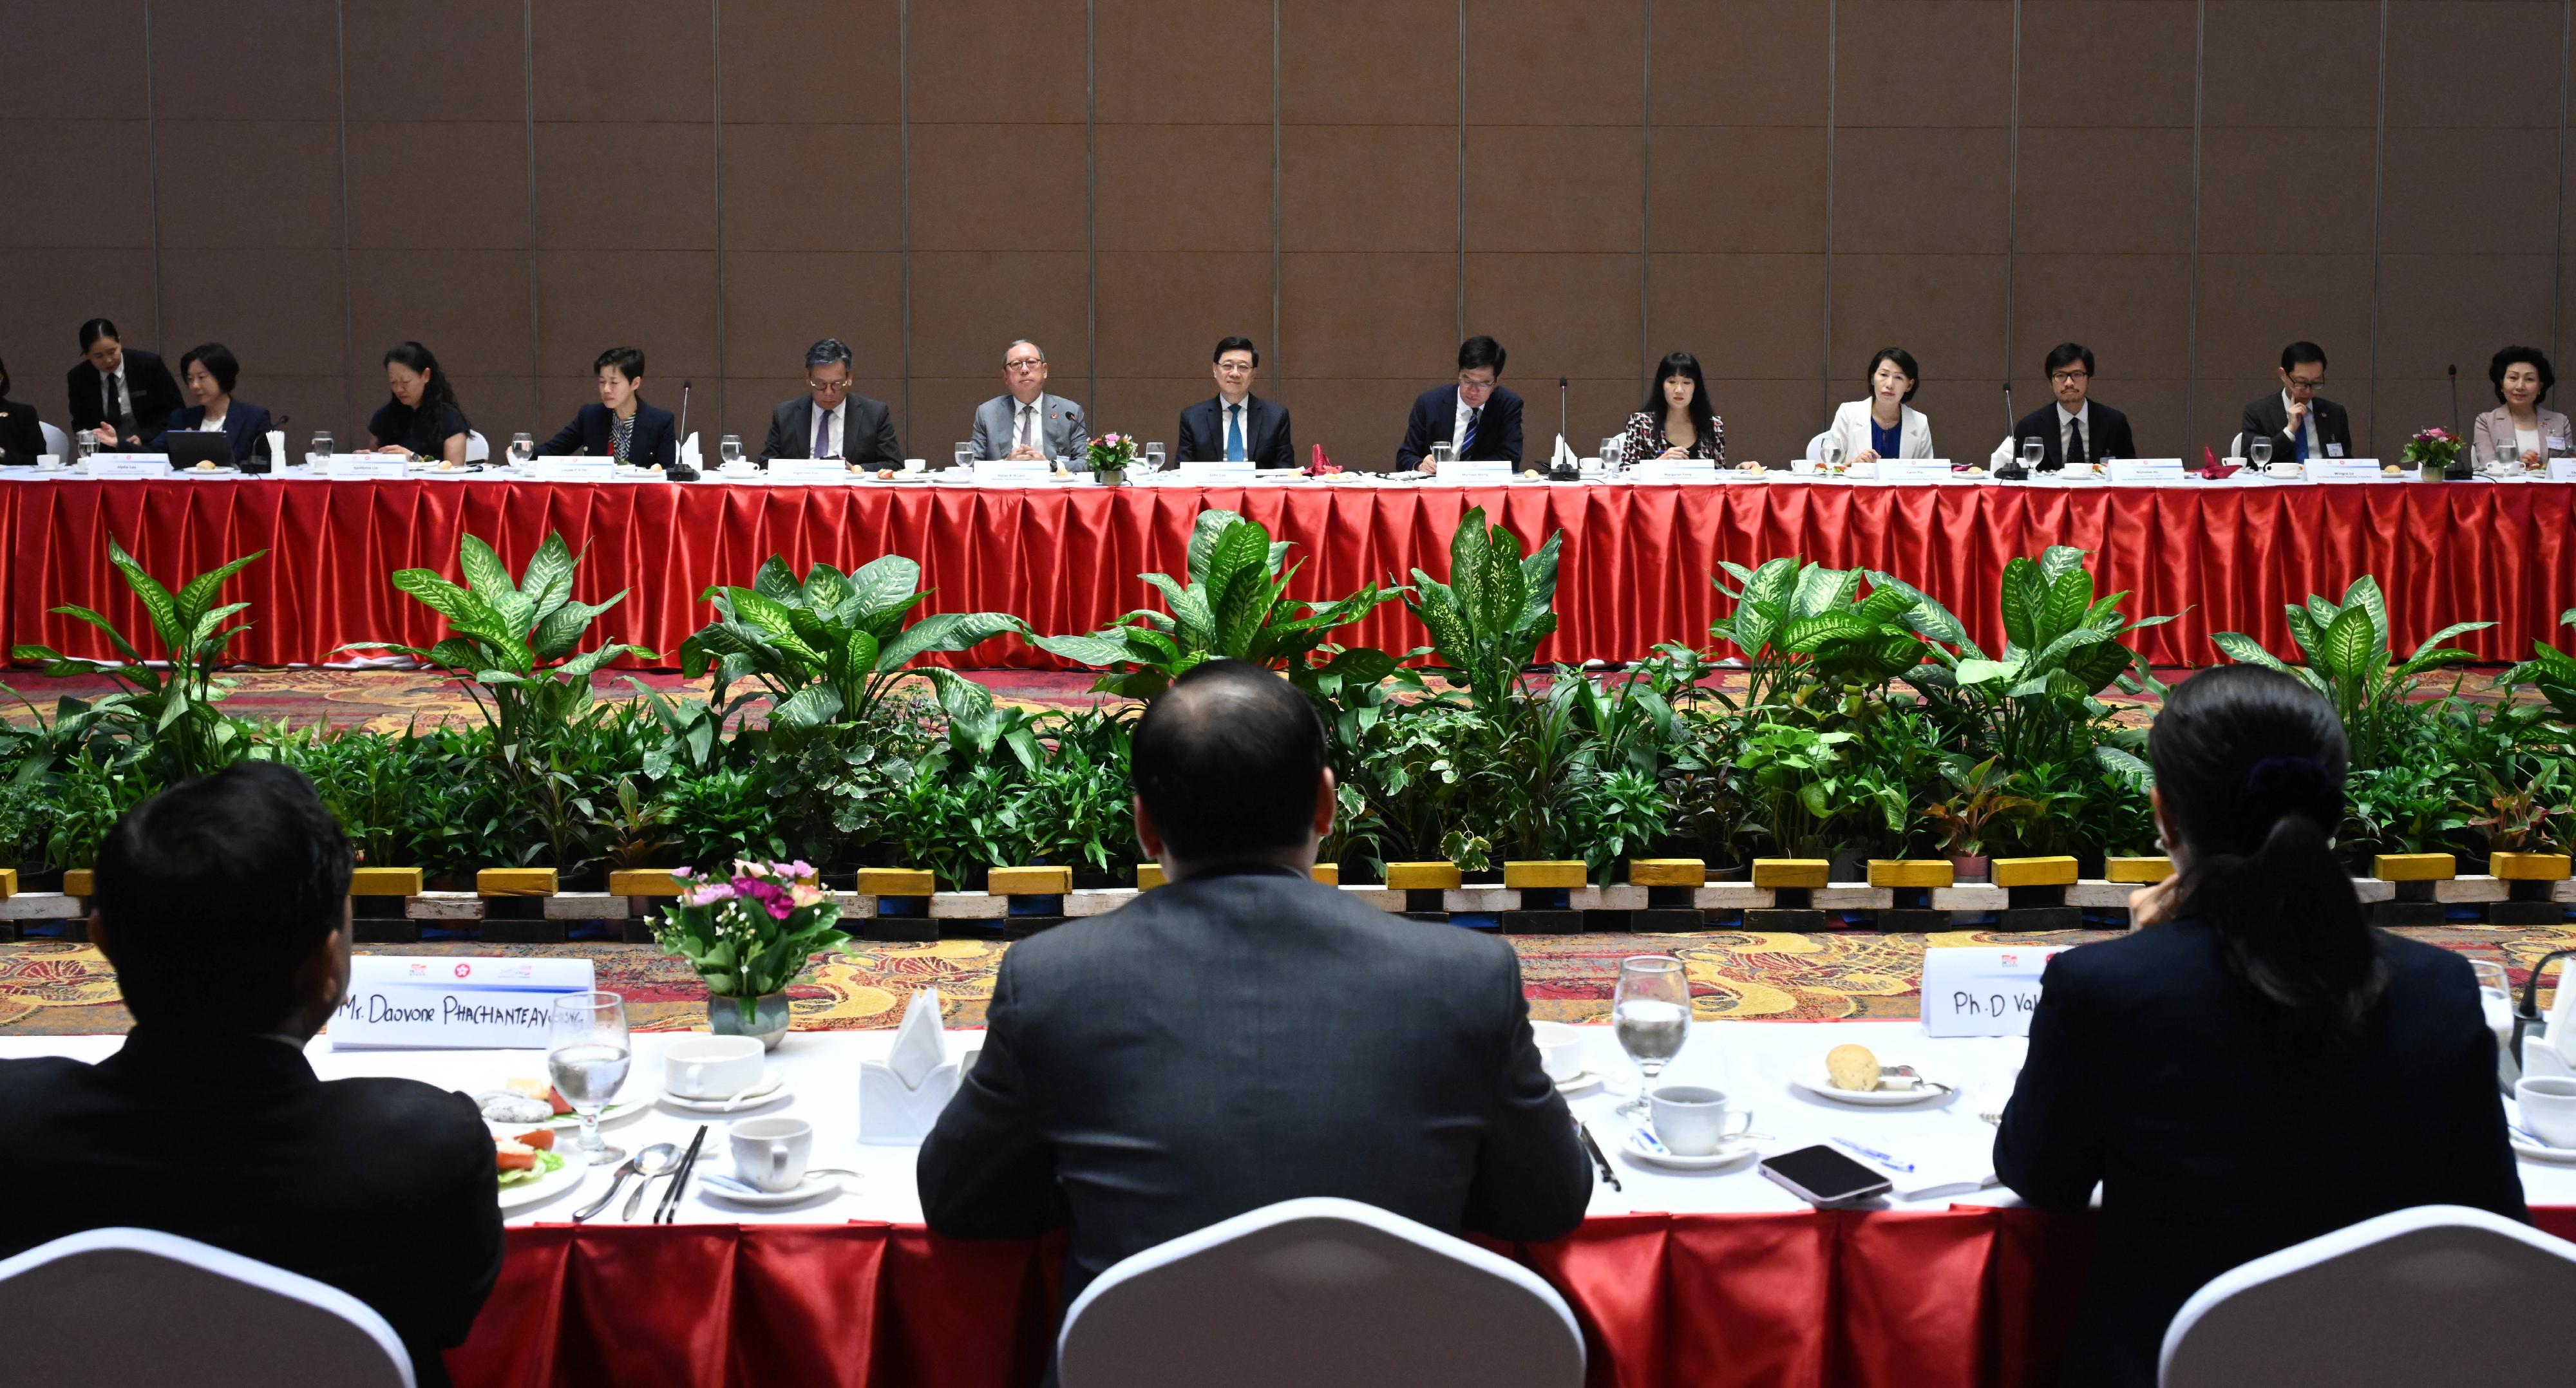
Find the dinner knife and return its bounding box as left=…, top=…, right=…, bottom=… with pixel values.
left=1575, top=1118, right=1622, bottom=1192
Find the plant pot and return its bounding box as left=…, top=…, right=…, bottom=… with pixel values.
left=708, top=991, right=792, bottom=1050
left=1949, top=854, right=1991, bottom=884
left=1095, top=467, right=1127, bottom=487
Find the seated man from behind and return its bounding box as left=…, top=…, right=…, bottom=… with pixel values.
left=0, top=764, right=501, bottom=1387
left=920, top=659, right=1591, bottom=1313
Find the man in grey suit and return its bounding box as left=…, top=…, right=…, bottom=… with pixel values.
left=918, top=660, right=1592, bottom=1318
left=969, top=339, right=1088, bottom=469
left=758, top=337, right=900, bottom=468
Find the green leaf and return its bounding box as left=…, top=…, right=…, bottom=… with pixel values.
left=459, top=534, right=518, bottom=601
left=723, top=588, right=826, bottom=662
left=46, top=606, right=149, bottom=666
left=2037, top=545, right=2090, bottom=585
left=1446, top=509, right=1494, bottom=636
left=879, top=612, right=1018, bottom=670
left=2211, top=631, right=2297, bottom=675
left=752, top=556, right=804, bottom=603
left=1203, top=521, right=1276, bottom=657
left=1030, top=632, right=1146, bottom=668
left=1518, top=530, right=1564, bottom=626
left=172, top=550, right=266, bottom=630
left=846, top=555, right=922, bottom=619
left=518, top=534, right=579, bottom=619
left=770, top=684, right=845, bottom=728
left=2340, top=576, right=2391, bottom=659
left=1187, top=509, right=1245, bottom=586
left=531, top=599, right=617, bottom=662
left=1998, top=557, right=2045, bottom=652
left=800, top=563, right=854, bottom=612
left=2315, top=605, right=2379, bottom=685
left=2040, top=566, right=2095, bottom=647
left=106, top=538, right=185, bottom=652
left=1789, top=563, right=1860, bottom=621
left=2407, top=620, right=2494, bottom=664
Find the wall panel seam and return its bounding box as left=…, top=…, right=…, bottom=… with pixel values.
left=2185, top=0, right=2205, bottom=450
left=900, top=0, right=913, bottom=449
left=2367, top=0, right=2388, bottom=447
left=522, top=0, right=542, bottom=426
left=2004, top=0, right=2020, bottom=418
left=1823, top=0, right=1837, bottom=426
left=336, top=0, right=355, bottom=438
left=2557, top=0, right=2571, bottom=367
left=144, top=0, right=164, bottom=344
left=711, top=0, right=727, bottom=432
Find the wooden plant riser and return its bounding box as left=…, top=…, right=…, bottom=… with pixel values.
left=1499, top=910, right=1584, bottom=936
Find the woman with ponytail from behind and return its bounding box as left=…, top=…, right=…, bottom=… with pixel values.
left=1994, top=665, right=2526, bottom=1388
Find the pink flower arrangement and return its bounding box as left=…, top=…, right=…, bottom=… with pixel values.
left=654, top=858, right=847, bottom=1017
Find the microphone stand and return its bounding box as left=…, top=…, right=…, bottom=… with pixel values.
left=669, top=380, right=700, bottom=480
left=1995, top=382, right=2028, bottom=480
left=1552, top=376, right=1579, bottom=480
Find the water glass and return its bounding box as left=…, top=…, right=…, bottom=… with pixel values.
left=954, top=442, right=974, bottom=471
left=310, top=431, right=332, bottom=465
left=1820, top=437, right=1846, bottom=471
left=77, top=432, right=99, bottom=460
left=1430, top=442, right=1455, bottom=467
left=1612, top=955, right=1692, bottom=1120
left=2020, top=438, right=2045, bottom=471
left=1600, top=436, right=1624, bottom=469
left=509, top=432, right=535, bottom=467
left=2249, top=437, right=2273, bottom=468
left=545, top=991, right=632, bottom=1165
left=719, top=435, right=744, bottom=468
left=2472, top=959, right=2514, bottom=1060
left=2497, top=438, right=2521, bottom=475
left=1144, top=442, right=1166, bottom=473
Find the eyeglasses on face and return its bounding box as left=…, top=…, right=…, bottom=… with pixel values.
left=1005, top=359, right=1045, bottom=373
left=2050, top=371, right=2090, bottom=384
left=808, top=377, right=850, bottom=392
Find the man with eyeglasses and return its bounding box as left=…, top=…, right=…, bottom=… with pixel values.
left=759, top=337, right=900, bottom=468
left=1397, top=335, right=1522, bottom=474
left=2239, top=341, right=2351, bottom=465
left=2007, top=342, right=2136, bottom=471
left=971, top=340, right=1090, bottom=470
left=1176, top=337, right=1294, bottom=469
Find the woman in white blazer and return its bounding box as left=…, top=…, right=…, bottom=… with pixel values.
left=2468, top=345, right=2570, bottom=471
left=1821, top=347, right=1933, bottom=464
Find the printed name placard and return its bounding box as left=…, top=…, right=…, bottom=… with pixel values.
left=1440, top=458, right=1515, bottom=482
left=1920, top=945, right=2070, bottom=1038
left=325, top=455, right=412, bottom=480
left=2106, top=458, right=2189, bottom=485
left=529, top=456, right=616, bottom=482
left=1873, top=458, right=1955, bottom=485
left=2552, top=459, right=2576, bottom=482
left=764, top=458, right=852, bottom=483
left=973, top=459, right=1057, bottom=484
left=329, top=955, right=596, bottom=1049
left=1628, top=460, right=1720, bottom=483
left=2311, top=458, right=2394, bottom=483
left=87, top=455, right=172, bottom=478
left=1168, top=458, right=1256, bottom=481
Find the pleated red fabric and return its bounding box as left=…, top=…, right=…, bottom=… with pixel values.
left=8, top=479, right=2571, bottom=671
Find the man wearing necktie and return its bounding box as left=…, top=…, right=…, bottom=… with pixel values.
left=66, top=317, right=184, bottom=449
left=2005, top=342, right=2137, bottom=471
left=970, top=340, right=1090, bottom=471
left=1176, top=337, right=1296, bottom=469
left=758, top=337, right=901, bottom=469
left=1397, top=335, right=1524, bottom=473
left=2239, top=341, right=2351, bottom=467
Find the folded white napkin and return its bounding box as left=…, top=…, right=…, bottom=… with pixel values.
left=678, top=431, right=702, bottom=473
left=887, top=989, right=945, bottom=1090
left=1553, top=434, right=1578, bottom=470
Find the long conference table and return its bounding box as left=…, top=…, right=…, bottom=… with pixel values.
left=5, top=472, right=2576, bottom=672
left=6, top=1023, right=2570, bottom=1388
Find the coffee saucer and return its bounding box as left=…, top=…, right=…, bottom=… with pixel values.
left=697, top=1172, right=846, bottom=1206
left=1553, top=1069, right=1602, bottom=1094
left=661, top=1068, right=788, bottom=1113
left=1620, top=1130, right=1757, bottom=1171
left=2510, top=1132, right=2576, bottom=1164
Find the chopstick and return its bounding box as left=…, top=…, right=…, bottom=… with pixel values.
left=656, top=1125, right=709, bottom=1225
left=1574, top=1118, right=1621, bottom=1192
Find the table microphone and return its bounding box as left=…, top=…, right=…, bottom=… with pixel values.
left=1553, top=377, right=1580, bottom=480
left=1996, top=384, right=2028, bottom=480
left=670, top=380, right=701, bottom=481
left=2448, top=364, right=2460, bottom=438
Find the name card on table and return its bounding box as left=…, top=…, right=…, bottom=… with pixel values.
left=765, top=458, right=853, bottom=484
left=2106, top=458, right=2189, bottom=485
left=2551, top=460, right=2576, bottom=481
left=1627, top=460, right=1719, bottom=483
left=2311, top=458, right=2393, bottom=483
left=973, top=459, right=1057, bottom=485
left=1166, top=458, right=1256, bottom=482
left=330, top=955, right=597, bottom=1049
left=1874, top=458, right=1955, bottom=485
left=529, top=456, right=617, bottom=482
left=1920, top=945, right=2072, bottom=1038
left=326, top=454, right=412, bottom=480
left=88, top=455, right=172, bottom=478
left=1441, top=458, right=1515, bottom=482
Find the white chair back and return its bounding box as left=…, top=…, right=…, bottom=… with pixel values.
left=0, top=1226, right=415, bottom=1387
left=464, top=429, right=491, bottom=462
left=2226, top=431, right=2245, bottom=460
left=1804, top=430, right=1830, bottom=464
left=39, top=420, right=70, bottom=459
left=1057, top=1196, right=1583, bottom=1388
left=2159, top=1204, right=2576, bottom=1387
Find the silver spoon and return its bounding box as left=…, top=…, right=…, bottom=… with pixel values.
left=572, top=1145, right=653, bottom=1224
left=615, top=1143, right=684, bottom=1223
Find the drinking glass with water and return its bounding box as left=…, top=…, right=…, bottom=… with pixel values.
left=2249, top=437, right=2273, bottom=469
left=1145, top=442, right=1166, bottom=473
left=719, top=436, right=744, bottom=469
left=508, top=432, right=535, bottom=467
left=1613, top=955, right=1692, bottom=1119
left=2020, top=438, right=2045, bottom=471
left=309, top=432, right=332, bottom=465
left=547, top=991, right=632, bottom=1165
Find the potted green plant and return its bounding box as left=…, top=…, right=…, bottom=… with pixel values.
left=652, top=859, right=845, bottom=1047
left=1087, top=432, right=1139, bottom=485
left=1920, top=755, right=2031, bottom=883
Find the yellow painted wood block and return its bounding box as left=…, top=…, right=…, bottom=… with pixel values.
left=2372, top=853, right=2457, bottom=882
left=1992, top=856, right=2079, bottom=888
left=477, top=867, right=558, bottom=897
left=607, top=870, right=688, bottom=898
left=1309, top=863, right=1341, bottom=886
left=0, top=867, right=15, bottom=899
left=1626, top=859, right=1707, bottom=888
left=1137, top=863, right=1167, bottom=890
left=989, top=865, right=1073, bottom=896
left=62, top=869, right=95, bottom=897
left=349, top=867, right=424, bottom=897
left=1384, top=861, right=1464, bottom=891
left=1503, top=860, right=1588, bottom=890
left=1866, top=859, right=1954, bottom=889
left=2105, top=857, right=2175, bottom=884
left=856, top=867, right=937, bottom=897
left=2492, top=852, right=2573, bottom=882
left=1750, top=859, right=1830, bottom=889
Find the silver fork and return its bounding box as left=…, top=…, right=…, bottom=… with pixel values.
left=1882, top=1064, right=1955, bottom=1096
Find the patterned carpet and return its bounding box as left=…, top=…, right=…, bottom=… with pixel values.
left=3, top=924, right=2566, bottom=1036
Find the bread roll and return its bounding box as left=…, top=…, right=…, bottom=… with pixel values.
left=1826, top=1043, right=1880, bottom=1092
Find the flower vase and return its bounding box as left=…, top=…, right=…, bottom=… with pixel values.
left=708, top=991, right=792, bottom=1049
left=1095, top=465, right=1126, bottom=487
left=1949, top=854, right=1992, bottom=884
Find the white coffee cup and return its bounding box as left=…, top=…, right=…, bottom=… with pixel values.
left=664, top=1035, right=765, bottom=1100
left=902, top=456, right=926, bottom=474
left=1529, top=1020, right=1585, bottom=1082
left=1648, top=1084, right=1754, bottom=1156
left=2517, top=1075, right=2576, bottom=1149
left=729, top=1116, right=813, bottom=1192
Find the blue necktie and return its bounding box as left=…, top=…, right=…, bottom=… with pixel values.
left=816, top=408, right=833, bottom=458
left=2291, top=414, right=2308, bottom=464
left=1225, top=404, right=1245, bottom=462
left=1461, top=406, right=1481, bottom=457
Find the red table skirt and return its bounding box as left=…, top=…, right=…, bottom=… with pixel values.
left=8, top=479, right=2575, bottom=672
left=447, top=1206, right=2576, bottom=1388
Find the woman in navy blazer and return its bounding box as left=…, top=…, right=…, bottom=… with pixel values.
left=537, top=346, right=675, bottom=469
left=1994, top=666, right=2526, bottom=1388
left=151, top=343, right=274, bottom=468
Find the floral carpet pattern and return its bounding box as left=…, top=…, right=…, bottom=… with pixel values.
left=3, top=924, right=2565, bottom=1036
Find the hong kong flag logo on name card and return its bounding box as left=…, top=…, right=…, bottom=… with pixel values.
left=455, top=963, right=472, bottom=979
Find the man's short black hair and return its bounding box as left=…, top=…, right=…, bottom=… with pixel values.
left=2043, top=341, right=2094, bottom=377
left=1458, top=335, right=1507, bottom=376
left=95, top=762, right=354, bottom=1033
left=2281, top=341, right=2328, bottom=371
left=180, top=342, right=240, bottom=395
left=1132, top=660, right=1327, bottom=862
left=805, top=338, right=854, bottom=372
left=1213, top=336, right=1260, bottom=366
left=79, top=319, right=120, bottom=351
left=594, top=346, right=647, bottom=380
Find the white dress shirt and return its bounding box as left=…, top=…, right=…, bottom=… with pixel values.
left=811, top=399, right=847, bottom=458
left=1452, top=394, right=1479, bottom=451
left=2279, top=391, right=2322, bottom=458
left=2058, top=402, right=2089, bottom=463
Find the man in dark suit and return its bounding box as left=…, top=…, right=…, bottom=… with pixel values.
left=919, top=660, right=1591, bottom=1319
left=1398, top=335, right=1524, bottom=472
left=2239, top=341, right=2353, bottom=464
left=66, top=317, right=184, bottom=448
left=758, top=337, right=900, bottom=468
left=2009, top=341, right=2137, bottom=471
left=537, top=345, right=679, bottom=469
left=1177, top=336, right=1295, bottom=468
left=0, top=764, right=502, bottom=1387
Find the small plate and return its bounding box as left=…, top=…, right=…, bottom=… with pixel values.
left=497, top=1158, right=586, bottom=1212
left=1791, top=1072, right=1948, bottom=1107
left=1620, top=1130, right=1757, bottom=1171
left=661, top=1069, right=789, bottom=1113
left=2511, top=1132, right=2576, bottom=1164
left=543, top=1088, right=654, bottom=1129
left=1552, top=1069, right=1602, bottom=1094
left=697, top=1172, right=847, bottom=1207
